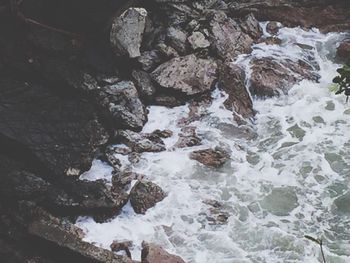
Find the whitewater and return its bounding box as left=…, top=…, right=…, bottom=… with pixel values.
left=77, top=24, right=350, bottom=263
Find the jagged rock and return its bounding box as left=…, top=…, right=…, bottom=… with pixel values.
left=156, top=43, right=179, bottom=58
left=138, top=50, right=163, bottom=72
left=266, top=21, right=282, bottom=35
left=0, top=77, right=108, bottom=176
left=130, top=181, right=166, bottom=214
left=141, top=242, right=185, bottom=263
left=110, top=240, right=133, bottom=258
left=188, top=31, right=210, bottom=50
left=132, top=70, right=156, bottom=101
left=203, top=199, right=229, bottom=225
left=249, top=57, right=320, bottom=97
left=112, top=171, right=145, bottom=190
left=110, top=8, right=148, bottom=58
left=151, top=129, right=173, bottom=138
left=336, top=39, right=350, bottom=63
left=175, top=127, right=201, bottom=148
left=116, top=130, right=166, bottom=153
left=219, top=61, right=255, bottom=120
left=190, top=147, right=229, bottom=168
left=260, top=36, right=283, bottom=45
left=209, top=11, right=254, bottom=60
left=153, top=95, right=184, bottom=107
left=239, top=13, right=262, bottom=40
left=167, top=26, right=188, bottom=54
left=96, top=81, right=147, bottom=131
left=151, top=54, right=218, bottom=96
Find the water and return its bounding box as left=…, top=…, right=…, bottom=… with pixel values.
left=77, top=25, right=350, bottom=263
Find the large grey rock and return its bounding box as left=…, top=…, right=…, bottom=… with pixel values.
left=166, top=26, right=188, bottom=54
left=209, top=12, right=254, bottom=60
left=219, top=61, right=254, bottom=120
left=151, top=54, right=218, bottom=96
left=249, top=57, right=320, bottom=97
left=110, top=8, right=148, bottom=58
left=130, top=181, right=166, bottom=214
left=188, top=31, right=210, bottom=50
left=141, top=242, right=185, bottom=263
left=96, top=81, right=147, bottom=131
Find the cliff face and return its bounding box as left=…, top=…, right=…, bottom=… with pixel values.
left=0, top=0, right=349, bottom=262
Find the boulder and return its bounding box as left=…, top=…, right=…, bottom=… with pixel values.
left=130, top=181, right=166, bottom=214
left=188, top=31, right=210, bottom=50
left=249, top=57, right=320, bottom=97
left=110, top=8, right=148, bottom=58
left=110, top=240, right=133, bottom=259
left=96, top=81, right=147, bottom=131
left=132, top=70, right=157, bottom=101
left=219, top=61, right=254, bottom=120
left=166, top=26, right=188, bottom=54
left=138, top=50, right=163, bottom=72
left=175, top=127, right=201, bottom=148
left=190, top=147, right=230, bottom=168
left=209, top=11, right=254, bottom=60
left=336, top=39, right=350, bottom=63
left=141, top=242, right=185, bottom=263
left=239, top=13, right=263, bottom=40
left=151, top=54, right=218, bottom=96
left=266, top=21, right=282, bottom=35
left=112, top=171, right=145, bottom=190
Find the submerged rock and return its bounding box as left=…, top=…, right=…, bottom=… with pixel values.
left=219, top=61, right=254, bottom=120
left=151, top=54, right=218, bottom=96
left=260, top=187, right=298, bottom=216
left=130, top=181, right=166, bottom=214
left=141, top=242, right=185, bottom=263
left=190, top=147, right=230, bottom=168
left=175, top=126, right=201, bottom=148
left=110, top=8, right=148, bottom=58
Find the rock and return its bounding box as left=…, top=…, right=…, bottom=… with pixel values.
left=112, top=171, right=145, bottom=190
left=153, top=95, right=184, bottom=107
left=260, top=187, right=298, bottom=216
left=203, top=199, right=230, bottom=225
left=240, top=13, right=263, bottom=40
left=260, top=36, right=283, bottom=45
left=175, top=127, right=201, bottom=148
left=151, top=54, right=218, bottom=96
left=249, top=57, right=320, bottom=97
left=138, top=50, right=163, bottom=72
left=132, top=70, right=156, bottom=101
left=266, top=21, right=282, bottom=35
left=188, top=31, right=210, bottom=50
left=190, top=147, right=230, bottom=168
left=130, top=181, right=166, bottom=214
left=116, top=130, right=166, bottom=153
left=219, top=61, right=255, bottom=120
left=0, top=77, right=108, bottom=177
left=166, top=26, right=188, bottom=54
left=141, top=242, right=185, bottom=263
left=96, top=81, right=147, bottom=131
left=110, top=8, right=148, bottom=58
left=334, top=191, right=350, bottom=214
left=156, top=43, right=179, bottom=58
left=110, top=240, right=133, bottom=258
left=209, top=11, right=254, bottom=60
left=336, top=40, right=350, bottom=63
left=151, top=129, right=174, bottom=138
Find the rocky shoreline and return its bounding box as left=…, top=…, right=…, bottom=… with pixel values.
left=0, top=0, right=349, bottom=262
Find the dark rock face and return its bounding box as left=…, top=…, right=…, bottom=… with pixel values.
left=130, top=181, right=166, bottom=214
left=219, top=61, right=254, bottom=120
left=190, top=147, right=230, bottom=168
left=249, top=57, right=320, bottom=97
left=175, top=127, right=201, bottom=148
left=266, top=21, right=282, bottom=35
left=151, top=54, right=218, bottom=96
left=141, top=242, right=185, bottom=263
left=96, top=81, right=147, bottom=131
left=336, top=39, right=350, bottom=63
left=0, top=77, right=108, bottom=177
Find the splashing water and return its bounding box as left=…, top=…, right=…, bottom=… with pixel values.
left=77, top=25, right=350, bottom=263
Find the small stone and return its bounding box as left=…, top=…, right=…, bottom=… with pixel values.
left=190, top=147, right=230, bottom=168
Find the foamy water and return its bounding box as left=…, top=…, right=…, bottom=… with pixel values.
left=77, top=25, right=350, bottom=263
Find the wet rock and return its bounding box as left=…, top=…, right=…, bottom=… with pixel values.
left=110, top=8, right=148, bottom=58
left=261, top=36, right=283, bottom=45
left=112, top=171, right=145, bottom=190
left=334, top=191, right=350, bottom=214
left=209, top=11, right=254, bottom=60
left=151, top=54, right=218, bottom=96
left=266, top=21, right=282, bottom=35
left=141, top=241, right=185, bottom=263
left=153, top=95, right=184, bottom=107
left=96, top=81, right=147, bottom=131
left=130, top=181, right=166, bottom=214
left=336, top=39, right=350, bottom=63
left=0, top=77, right=108, bottom=176
left=116, top=130, right=166, bottom=153
left=249, top=57, right=319, bottom=97
left=188, top=31, right=210, bottom=50
left=132, top=70, right=156, bottom=101
left=260, top=187, right=298, bottom=216
left=175, top=127, right=201, bottom=148
left=151, top=129, right=174, bottom=139
left=190, top=147, right=230, bottom=168
left=110, top=240, right=133, bottom=258
left=138, top=50, right=163, bottom=72
left=219, top=61, right=255, bottom=120
left=167, top=26, right=188, bottom=54
left=240, top=13, right=263, bottom=40
left=203, top=199, right=229, bottom=225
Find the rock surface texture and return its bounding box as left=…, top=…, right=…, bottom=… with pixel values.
left=141, top=242, right=186, bottom=263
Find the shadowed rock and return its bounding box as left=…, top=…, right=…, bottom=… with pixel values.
left=141, top=242, right=185, bottom=263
